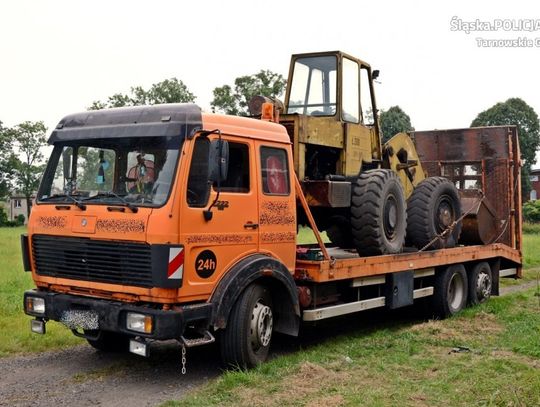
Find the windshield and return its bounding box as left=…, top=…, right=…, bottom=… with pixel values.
left=286, top=55, right=337, bottom=116
left=38, top=136, right=182, bottom=208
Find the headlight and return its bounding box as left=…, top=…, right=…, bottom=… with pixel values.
left=126, top=312, right=153, bottom=334
left=26, top=297, right=46, bottom=315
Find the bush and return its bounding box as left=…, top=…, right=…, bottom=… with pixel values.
left=523, top=200, right=540, bottom=223
left=16, top=214, right=25, bottom=226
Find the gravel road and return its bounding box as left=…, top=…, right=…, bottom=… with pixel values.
left=1, top=281, right=537, bottom=407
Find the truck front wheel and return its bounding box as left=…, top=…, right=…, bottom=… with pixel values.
left=220, top=284, right=274, bottom=369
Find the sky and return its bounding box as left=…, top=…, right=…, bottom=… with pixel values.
left=1, top=0, right=540, bottom=164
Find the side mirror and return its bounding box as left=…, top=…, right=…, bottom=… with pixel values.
left=372, top=69, right=380, bottom=80
left=208, top=139, right=229, bottom=183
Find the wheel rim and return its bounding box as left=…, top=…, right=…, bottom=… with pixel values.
left=448, top=272, right=465, bottom=311
left=250, top=300, right=273, bottom=349
left=435, top=195, right=454, bottom=233
left=383, top=194, right=398, bottom=240
left=476, top=271, right=492, bottom=302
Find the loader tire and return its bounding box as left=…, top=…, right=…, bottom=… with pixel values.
left=351, top=169, right=406, bottom=256
left=406, top=177, right=462, bottom=250
left=220, top=284, right=273, bottom=369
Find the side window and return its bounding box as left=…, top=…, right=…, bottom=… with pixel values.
left=214, top=142, right=250, bottom=193
left=360, top=66, right=375, bottom=126
left=187, top=138, right=210, bottom=207
left=342, top=58, right=360, bottom=123
left=261, top=147, right=290, bottom=195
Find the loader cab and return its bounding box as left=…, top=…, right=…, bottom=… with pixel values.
left=281, top=51, right=382, bottom=184
left=285, top=51, right=378, bottom=127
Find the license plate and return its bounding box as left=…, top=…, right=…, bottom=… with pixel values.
left=60, top=310, right=99, bottom=330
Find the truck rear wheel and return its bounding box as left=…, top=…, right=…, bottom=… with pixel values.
left=351, top=169, right=406, bottom=256
left=433, top=264, right=468, bottom=318
left=85, top=330, right=129, bottom=352
left=406, top=177, right=462, bottom=250
left=468, top=262, right=492, bottom=305
left=220, top=284, right=274, bottom=369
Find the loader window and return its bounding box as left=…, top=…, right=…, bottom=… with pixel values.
left=261, top=147, right=290, bottom=195
left=287, top=55, right=337, bottom=116
left=342, top=58, right=360, bottom=123
left=360, top=67, right=375, bottom=126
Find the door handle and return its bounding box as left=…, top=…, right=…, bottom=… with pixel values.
left=244, top=222, right=259, bottom=230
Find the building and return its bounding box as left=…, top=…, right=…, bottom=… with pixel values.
left=530, top=168, right=540, bottom=201
left=7, top=194, right=34, bottom=224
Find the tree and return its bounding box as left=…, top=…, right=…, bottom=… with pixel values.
left=211, top=70, right=286, bottom=116
left=471, top=98, right=540, bottom=201
left=89, top=78, right=196, bottom=110
left=379, top=106, right=414, bottom=143
left=5, top=121, right=48, bottom=218
left=0, top=120, right=13, bottom=199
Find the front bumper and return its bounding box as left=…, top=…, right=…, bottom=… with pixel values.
left=23, top=289, right=212, bottom=340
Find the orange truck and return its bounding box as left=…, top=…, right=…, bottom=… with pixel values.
left=22, top=51, right=522, bottom=369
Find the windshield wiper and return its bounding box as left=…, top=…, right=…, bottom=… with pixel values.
left=41, top=194, right=86, bottom=210
left=83, top=191, right=138, bottom=213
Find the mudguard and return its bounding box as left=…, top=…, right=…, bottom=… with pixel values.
left=210, top=254, right=300, bottom=337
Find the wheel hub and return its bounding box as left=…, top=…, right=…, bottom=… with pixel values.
left=476, top=272, right=492, bottom=300
left=435, top=197, right=454, bottom=232
left=250, top=301, right=273, bottom=348
left=383, top=195, right=398, bottom=239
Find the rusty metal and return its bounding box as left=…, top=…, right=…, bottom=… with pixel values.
left=297, top=286, right=312, bottom=308
left=459, top=190, right=498, bottom=245
left=411, top=126, right=522, bottom=255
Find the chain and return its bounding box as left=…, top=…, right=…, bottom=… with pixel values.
left=181, top=343, right=187, bottom=375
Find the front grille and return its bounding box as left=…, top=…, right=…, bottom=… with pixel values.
left=32, top=235, right=153, bottom=287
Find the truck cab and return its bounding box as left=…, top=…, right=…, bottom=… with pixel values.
left=23, top=104, right=300, bottom=366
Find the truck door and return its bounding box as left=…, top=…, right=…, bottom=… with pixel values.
left=257, top=144, right=297, bottom=271
left=181, top=135, right=259, bottom=301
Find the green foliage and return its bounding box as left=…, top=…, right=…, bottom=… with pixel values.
left=211, top=70, right=286, bottom=116
left=2, top=121, right=47, bottom=217
left=471, top=98, right=540, bottom=201
left=89, top=78, right=196, bottom=110
left=379, top=106, right=414, bottom=143
left=16, top=214, right=25, bottom=226
left=523, top=200, right=540, bottom=223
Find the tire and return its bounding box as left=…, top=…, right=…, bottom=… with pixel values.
left=326, top=216, right=354, bottom=248
left=433, top=264, right=468, bottom=318
left=468, top=262, right=492, bottom=305
left=220, top=284, right=274, bottom=369
left=406, top=177, right=462, bottom=250
left=351, top=169, right=407, bottom=256
left=85, top=330, right=129, bottom=352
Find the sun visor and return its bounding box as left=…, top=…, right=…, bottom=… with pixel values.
left=48, top=103, right=202, bottom=144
